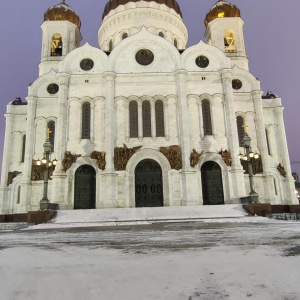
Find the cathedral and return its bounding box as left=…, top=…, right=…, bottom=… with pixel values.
left=0, top=0, right=297, bottom=214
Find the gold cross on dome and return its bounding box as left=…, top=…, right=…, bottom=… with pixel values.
left=242, top=122, right=248, bottom=134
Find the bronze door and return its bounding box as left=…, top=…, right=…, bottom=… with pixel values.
left=74, top=165, right=96, bottom=209
left=201, top=161, right=224, bottom=205
left=135, top=159, right=163, bottom=207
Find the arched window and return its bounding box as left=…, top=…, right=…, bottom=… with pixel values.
left=17, top=186, right=21, bottom=204
left=159, top=32, right=164, bottom=38
left=129, top=101, right=138, bottom=138
left=266, top=128, right=271, bottom=155
left=174, top=39, right=178, bottom=48
left=21, top=135, right=26, bottom=163
left=236, top=116, right=244, bottom=146
left=202, top=100, right=212, bottom=136
left=82, top=102, right=91, bottom=139
left=47, top=121, right=55, bottom=152
left=51, top=33, right=63, bottom=56
left=109, top=40, right=113, bottom=51
left=142, top=101, right=151, bottom=137
left=122, top=33, right=128, bottom=40
left=224, top=30, right=237, bottom=52
left=155, top=100, right=165, bottom=137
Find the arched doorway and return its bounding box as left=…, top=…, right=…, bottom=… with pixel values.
left=201, top=161, right=224, bottom=205
left=74, top=165, right=96, bottom=209
left=135, top=159, right=163, bottom=207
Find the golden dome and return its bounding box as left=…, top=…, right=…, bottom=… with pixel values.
left=44, top=0, right=81, bottom=29
left=205, top=0, right=240, bottom=27
left=102, top=0, right=182, bottom=20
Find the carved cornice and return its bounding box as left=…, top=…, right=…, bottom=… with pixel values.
left=91, top=151, right=106, bottom=170
left=160, top=145, right=182, bottom=170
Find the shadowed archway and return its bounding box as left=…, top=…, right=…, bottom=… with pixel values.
left=201, top=161, right=224, bottom=205
left=135, top=159, right=163, bottom=207
left=74, top=165, right=96, bottom=209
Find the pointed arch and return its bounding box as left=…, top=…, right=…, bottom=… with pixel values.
left=47, top=121, right=55, bottom=151
left=202, top=100, right=212, bottom=136
left=142, top=101, right=151, bottom=137
left=51, top=33, right=63, bottom=56
left=224, top=30, right=237, bottom=53
left=129, top=101, right=138, bottom=138
left=82, top=102, right=91, bottom=139
left=21, top=135, right=26, bottom=163
left=236, top=116, right=244, bottom=146
left=155, top=100, right=165, bottom=137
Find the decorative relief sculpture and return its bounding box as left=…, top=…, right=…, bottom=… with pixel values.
left=277, top=163, right=286, bottom=177
left=241, top=157, right=263, bottom=175
left=190, top=149, right=203, bottom=168
left=160, top=145, right=182, bottom=170
left=31, top=161, right=55, bottom=181
left=62, top=151, right=81, bottom=171
left=91, top=151, right=106, bottom=170
left=7, top=171, right=22, bottom=186
left=114, top=144, right=142, bottom=171
left=219, top=149, right=232, bottom=167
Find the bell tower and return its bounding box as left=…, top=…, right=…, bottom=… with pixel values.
left=204, top=0, right=248, bottom=70
left=39, top=0, right=82, bottom=75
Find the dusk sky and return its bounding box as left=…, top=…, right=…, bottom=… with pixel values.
left=0, top=0, right=299, bottom=176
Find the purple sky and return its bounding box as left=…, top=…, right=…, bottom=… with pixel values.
left=0, top=0, right=299, bottom=176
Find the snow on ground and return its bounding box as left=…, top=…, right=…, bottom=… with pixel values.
left=0, top=220, right=300, bottom=300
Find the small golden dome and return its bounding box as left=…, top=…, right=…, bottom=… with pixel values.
left=205, top=0, right=240, bottom=27
left=44, top=0, right=81, bottom=29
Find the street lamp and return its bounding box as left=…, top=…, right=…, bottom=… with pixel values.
left=39, top=128, right=58, bottom=210
left=238, top=125, right=260, bottom=204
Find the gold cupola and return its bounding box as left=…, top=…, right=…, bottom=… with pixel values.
left=205, top=0, right=240, bottom=27
left=44, top=0, right=81, bottom=29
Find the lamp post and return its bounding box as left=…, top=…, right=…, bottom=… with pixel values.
left=239, top=125, right=260, bottom=204
left=38, top=128, right=57, bottom=210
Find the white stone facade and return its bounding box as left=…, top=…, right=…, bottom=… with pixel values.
left=0, top=1, right=297, bottom=214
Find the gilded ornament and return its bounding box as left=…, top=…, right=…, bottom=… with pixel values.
left=219, top=149, right=232, bottom=167
left=91, top=151, right=106, bottom=170
left=114, top=144, right=142, bottom=171
left=160, top=145, right=182, bottom=170
left=62, top=151, right=81, bottom=171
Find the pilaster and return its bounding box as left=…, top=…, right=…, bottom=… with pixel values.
left=103, top=72, right=118, bottom=207
left=175, top=70, right=199, bottom=205
left=221, top=70, right=245, bottom=199
left=252, top=91, right=276, bottom=202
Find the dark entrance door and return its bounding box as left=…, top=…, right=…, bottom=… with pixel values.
left=201, top=161, right=224, bottom=205
left=74, top=165, right=96, bottom=209
left=135, top=159, right=163, bottom=207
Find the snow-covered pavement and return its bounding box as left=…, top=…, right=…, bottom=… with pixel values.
left=0, top=220, right=300, bottom=300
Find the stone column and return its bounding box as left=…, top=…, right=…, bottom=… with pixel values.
left=252, top=91, right=276, bottom=202
left=164, top=100, right=170, bottom=140
left=221, top=70, right=245, bottom=200
left=275, top=106, right=296, bottom=204
left=51, top=73, right=70, bottom=209
left=103, top=72, right=118, bottom=207
left=21, top=96, right=38, bottom=211
left=188, top=97, right=199, bottom=144
left=175, top=70, right=199, bottom=205
left=0, top=112, right=14, bottom=213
